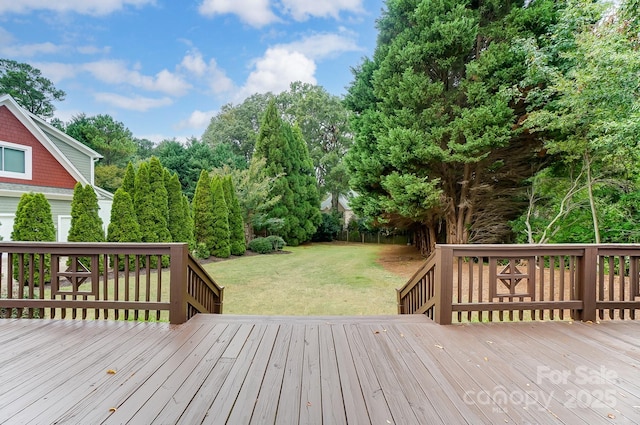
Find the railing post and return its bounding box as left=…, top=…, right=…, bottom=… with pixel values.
left=169, top=244, right=188, bottom=324
left=576, top=246, right=597, bottom=322
left=434, top=245, right=453, bottom=325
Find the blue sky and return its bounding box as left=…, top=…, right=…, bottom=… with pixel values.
left=0, top=0, right=384, bottom=143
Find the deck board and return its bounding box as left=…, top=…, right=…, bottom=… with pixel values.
left=1, top=315, right=640, bottom=424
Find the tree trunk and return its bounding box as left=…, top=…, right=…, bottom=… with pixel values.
left=331, top=191, right=340, bottom=211
left=446, top=163, right=474, bottom=245
left=413, top=223, right=437, bottom=256
left=584, top=153, right=601, bottom=244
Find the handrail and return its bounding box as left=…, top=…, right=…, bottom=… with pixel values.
left=398, top=244, right=640, bottom=324
left=0, top=242, right=223, bottom=324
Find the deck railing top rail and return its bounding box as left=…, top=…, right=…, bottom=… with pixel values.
left=398, top=244, right=640, bottom=324
left=0, top=242, right=223, bottom=324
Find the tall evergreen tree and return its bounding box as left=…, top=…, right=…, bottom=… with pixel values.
left=108, top=188, right=141, bottom=243
left=210, top=176, right=231, bottom=258
left=345, top=0, right=559, bottom=254
left=182, top=194, right=195, bottom=249
left=252, top=100, right=321, bottom=245
left=193, top=170, right=215, bottom=255
left=68, top=183, right=105, bottom=243
left=107, top=188, right=141, bottom=269
left=122, top=162, right=136, bottom=195
left=167, top=171, right=192, bottom=244
left=286, top=125, right=322, bottom=245
left=134, top=158, right=171, bottom=244
left=11, top=192, right=56, bottom=283
left=134, top=161, right=153, bottom=240
left=222, top=176, right=246, bottom=255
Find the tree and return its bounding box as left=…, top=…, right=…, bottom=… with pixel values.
left=122, top=162, right=136, bottom=195
left=166, top=171, right=193, bottom=244
left=216, top=159, right=282, bottom=241
left=222, top=176, right=246, bottom=255
left=522, top=0, right=640, bottom=243
left=133, top=162, right=152, bottom=239
left=0, top=59, right=65, bottom=118
left=64, top=114, right=136, bottom=167
left=344, top=0, right=559, bottom=254
left=108, top=188, right=141, bottom=243
left=147, top=157, right=172, bottom=243
left=202, top=92, right=274, bottom=162
left=202, top=84, right=352, bottom=209
left=107, top=188, right=141, bottom=269
left=11, top=193, right=56, bottom=283
left=278, top=81, right=352, bottom=208
left=133, top=137, right=155, bottom=161
left=253, top=101, right=321, bottom=246
left=193, top=170, right=215, bottom=256
left=68, top=183, right=105, bottom=243
left=210, top=176, right=231, bottom=258
left=95, top=164, right=124, bottom=193
left=155, top=138, right=245, bottom=199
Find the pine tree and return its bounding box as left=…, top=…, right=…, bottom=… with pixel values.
left=193, top=170, right=215, bottom=257
left=210, top=176, right=231, bottom=258
left=108, top=188, right=141, bottom=243
left=252, top=100, right=321, bottom=245
left=11, top=192, right=56, bottom=283
left=122, top=162, right=136, bottom=195
left=182, top=194, right=195, bottom=249
left=166, top=171, right=192, bottom=244
left=148, top=157, right=172, bottom=242
left=68, top=182, right=105, bottom=243
left=223, top=176, right=246, bottom=255
left=135, top=159, right=171, bottom=245
left=134, top=161, right=152, bottom=238
left=107, top=188, right=141, bottom=269
left=286, top=124, right=322, bottom=245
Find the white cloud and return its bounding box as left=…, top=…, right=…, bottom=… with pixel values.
left=280, top=0, right=363, bottom=21
left=198, top=0, right=278, bottom=27
left=83, top=60, right=192, bottom=96
left=0, top=0, right=155, bottom=16
left=180, top=50, right=234, bottom=95
left=77, top=45, right=111, bottom=55
left=94, top=92, right=173, bottom=111
left=32, top=62, right=78, bottom=83
left=237, top=47, right=316, bottom=100
left=0, top=41, right=62, bottom=57
left=177, top=109, right=217, bottom=130
left=181, top=51, right=208, bottom=77
left=277, top=33, right=361, bottom=60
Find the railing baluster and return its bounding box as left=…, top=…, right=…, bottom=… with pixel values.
left=0, top=243, right=222, bottom=325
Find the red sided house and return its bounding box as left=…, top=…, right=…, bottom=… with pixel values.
left=0, top=94, right=113, bottom=241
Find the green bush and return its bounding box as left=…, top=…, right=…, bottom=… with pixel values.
left=195, top=243, right=210, bottom=260
left=312, top=212, right=342, bottom=242
left=266, top=235, right=286, bottom=251
left=11, top=193, right=56, bottom=285
left=248, top=237, right=273, bottom=254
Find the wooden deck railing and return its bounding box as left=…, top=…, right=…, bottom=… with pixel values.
left=0, top=242, right=223, bottom=324
left=397, top=244, right=640, bottom=324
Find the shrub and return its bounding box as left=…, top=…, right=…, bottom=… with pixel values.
left=11, top=192, right=56, bottom=284
left=266, top=235, right=286, bottom=251
left=195, top=243, right=210, bottom=260
left=312, top=211, right=342, bottom=242
left=248, top=237, right=273, bottom=254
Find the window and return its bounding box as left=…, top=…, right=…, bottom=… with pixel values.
left=0, top=141, right=32, bottom=180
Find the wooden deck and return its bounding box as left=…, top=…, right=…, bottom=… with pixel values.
left=1, top=315, right=639, bottom=424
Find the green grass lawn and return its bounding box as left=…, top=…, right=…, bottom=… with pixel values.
left=203, top=242, right=407, bottom=315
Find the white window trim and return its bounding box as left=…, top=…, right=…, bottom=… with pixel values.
left=0, top=140, right=32, bottom=180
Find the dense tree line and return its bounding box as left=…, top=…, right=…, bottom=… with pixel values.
left=345, top=0, right=640, bottom=253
